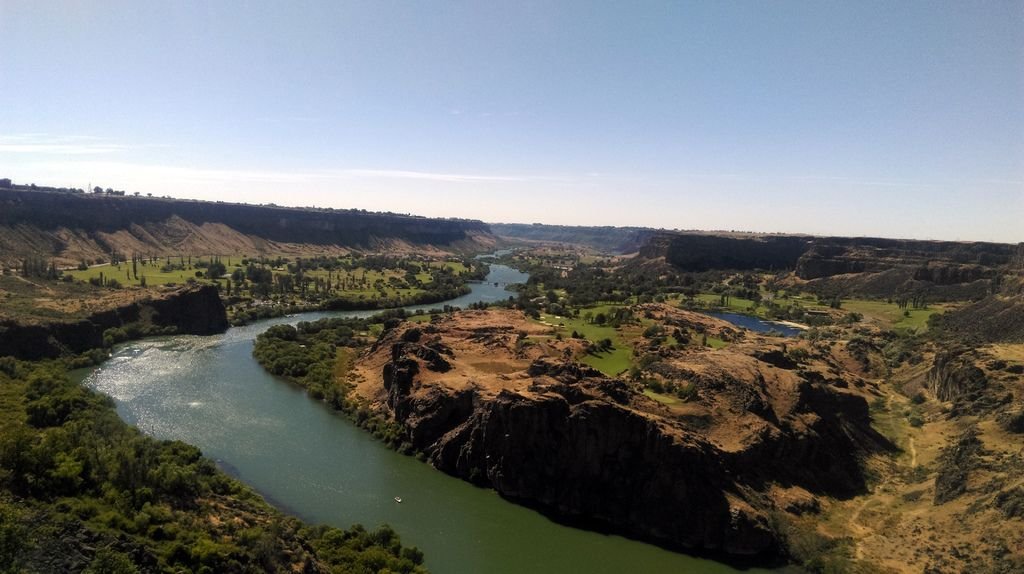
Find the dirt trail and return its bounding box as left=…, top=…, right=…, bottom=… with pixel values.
left=844, top=383, right=898, bottom=561
left=909, top=436, right=917, bottom=467
left=847, top=486, right=882, bottom=560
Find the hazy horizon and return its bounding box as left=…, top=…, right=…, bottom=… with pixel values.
left=2, top=1, right=1021, bottom=242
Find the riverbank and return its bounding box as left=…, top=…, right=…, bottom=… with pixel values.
left=774, top=319, right=810, bottom=330
left=0, top=356, right=428, bottom=573
left=226, top=284, right=471, bottom=326
left=81, top=264, right=769, bottom=573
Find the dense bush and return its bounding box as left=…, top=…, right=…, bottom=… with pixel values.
left=253, top=313, right=411, bottom=449
left=0, top=359, right=427, bottom=573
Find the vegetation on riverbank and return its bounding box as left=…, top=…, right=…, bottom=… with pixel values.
left=253, top=311, right=418, bottom=449
left=0, top=356, right=428, bottom=573
left=3, top=250, right=486, bottom=330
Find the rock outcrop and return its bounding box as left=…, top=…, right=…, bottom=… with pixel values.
left=639, top=231, right=1019, bottom=300
left=933, top=428, right=983, bottom=505
left=927, top=349, right=988, bottom=403
left=352, top=309, right=892, bottom=559
left=643, top=233, right=810, bottom=272
left=0, top=284, right=228, bottom=359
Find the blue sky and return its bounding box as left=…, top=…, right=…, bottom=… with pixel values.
left=1, top=1, right=1021, bottom=241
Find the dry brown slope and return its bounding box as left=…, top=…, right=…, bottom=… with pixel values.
left=812, top=344, right=1024, bottom=573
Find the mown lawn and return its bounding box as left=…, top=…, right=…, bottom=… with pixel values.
left=835, top=299, right=942, bottom=331
left=694, top=290, right=942, bottom=332
left=643, top=388, right=681, bottom=406
left=539, top=306, right=633, bottom=376
left=67, top=258, right=461, bottom=300
left=66, top=258, right=239, bottom=287
left=692, top=293, right=769, bottom=317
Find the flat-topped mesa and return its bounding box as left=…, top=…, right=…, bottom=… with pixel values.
left=351, top=309, right=892, bottom=558
left=0, top=188, right=494, bottom=267
left=641, top=231, right=1018, bottom=274
left=793, top=237, right=1017, bottom=281
left=638, top=231, right=1021, bottom=301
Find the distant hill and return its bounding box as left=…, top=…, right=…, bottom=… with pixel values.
left=489, top=222, right=658, bottom=254
left=0, top=187, right=495, bottom=267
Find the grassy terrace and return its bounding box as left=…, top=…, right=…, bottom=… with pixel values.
left=643, top=388, right=683, bottom=406
left=835, top=298, right=942, bottom=331
left=686, top=291, right=944, bottom=332
left=66, top=257, right=238, bottom=287
left=692, top=292, right=763, bottom=315
left=0, top=274, right=167, bottom=324
left=65, top=256, right=471, bottom=298
left=538, top=304, right=633, bottom=377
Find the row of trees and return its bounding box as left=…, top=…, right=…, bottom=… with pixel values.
left=18, top=257, right=61, bottom=280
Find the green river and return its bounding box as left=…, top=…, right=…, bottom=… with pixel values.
left=82, top=265, right=775, bottom=573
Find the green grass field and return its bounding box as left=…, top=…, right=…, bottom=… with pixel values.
left=832, top=299, right=941, bottom=331
left=539, top=306, right=633, bottom=376
left=66, top=258, right=238, bottom=287
left=66, top=257, right=469, bottom=300
left=643, top=388, right=682, bottom=406
left=692, top=293, right=768, bottom=317
left=690, top=290, right=942, bottom=332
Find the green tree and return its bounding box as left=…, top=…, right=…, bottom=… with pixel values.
left=84, top=548, right=139, bottom=574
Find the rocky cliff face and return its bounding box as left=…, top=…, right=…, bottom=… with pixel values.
left=353, top=310, right=891, bottom=559
left=0, top=189, right=493, bottom=266
left=0, top=284, right=228, bottom=359
left=927, top=349, right=988, bottom=403
left=383, top=349, right=773, bottom=555
left=644, top=231, right=1018, bottom=277
left=641, top=231, right=1019, bottom=300
left=793, top=237, right=1016, bottom=281
left=642, top=233, right=810, bottom=272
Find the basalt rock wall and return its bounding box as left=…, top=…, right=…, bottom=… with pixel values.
left=0, top=284, right=228, bottom=360
left=374, top=332, right=890, bottom=558
left=642, top=232, right=1018, bottom=278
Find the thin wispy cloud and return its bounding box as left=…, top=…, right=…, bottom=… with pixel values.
left=256, top=115, right=323, bottom=123
left=29, top=161, right=326, bottom=184
left=978, top=179, right=1024, bottom=187
left=665, top=172, right=937, bottom=188
left=0, top=134, right=128, bottom=155
left=789, top=175, right=938, bottom=189
left=20, top=160, right=535, bottom=186
left=340, top=169, right=527, bottom=183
